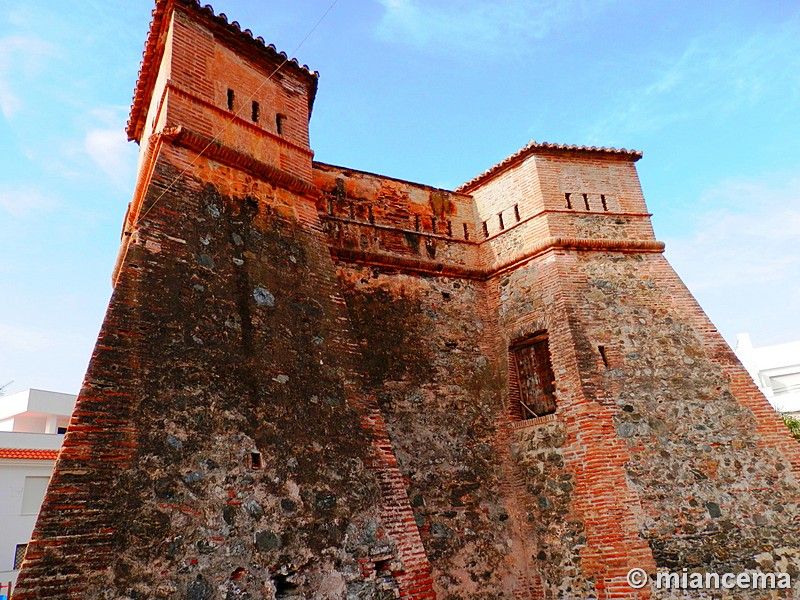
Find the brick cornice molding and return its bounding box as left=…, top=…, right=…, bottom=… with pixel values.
left=330, top=236, right=665, bottom=280
left=546, top=236, right=664, bottom=252
left=488, top=236, right=665, bottom=278
left=329, top=246, right=485, bottom=280
left=162, top=126, right=318, bottom=198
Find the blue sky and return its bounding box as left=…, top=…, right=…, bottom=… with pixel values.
left=1, top=0, right=799, bottom=395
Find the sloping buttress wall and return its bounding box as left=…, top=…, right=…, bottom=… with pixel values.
left=15, top=147, right=435, bottom=599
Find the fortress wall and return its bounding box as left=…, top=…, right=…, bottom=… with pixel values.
left=481, top=253, right=654, bottom=599
left=16, top=148, right=430, bottom=598
left=314, top=163, right=482, bottom=271
left=17, top=3, right=438, bottom=592
left=15, top=2, right=432, bottom=599
left=651, top=254, right=800, bottom=480
left=12, top=209, right=147, bottom=597
left=334, top=264, right=531, bottom=598
left=552, top=248, right=800, bottom=598
left=486, top=255, right=601, bottom=598
left=469, top=148, right=800, bottom=597
left=18, top=1, right=800, bottom=597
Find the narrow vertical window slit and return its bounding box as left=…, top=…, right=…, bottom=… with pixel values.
left=598, top=345, right=609, bottom=368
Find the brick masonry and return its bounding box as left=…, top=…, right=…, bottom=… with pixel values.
left=15, top=1, right=800, bottom=599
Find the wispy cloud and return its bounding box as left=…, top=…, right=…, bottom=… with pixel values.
left=83, top=108, right=136, bottom=186
left=375, top=0, right=616, bottom=53
left=85, top=128, right=130, bottom=181
left=19, top=106, right=136, bottom=187
left=586, top=18, right=800, bottom=142
left=0, top=185, right=57, bottom=218
left=0, top=34, right=56, bottom=119
left=664, top=174, right=800, bottom=345
left=666, top=176, right=800, bottom=289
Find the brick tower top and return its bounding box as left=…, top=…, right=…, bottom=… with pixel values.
left=125, top=0, right=318, bottom=181
left=112, top=0, right=323, bottom=286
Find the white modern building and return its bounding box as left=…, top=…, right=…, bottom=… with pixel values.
left=735, top=334, right=800, bottom=417
left=0, top=389, right=76, bottom=598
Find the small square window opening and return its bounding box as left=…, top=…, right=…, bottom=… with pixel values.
left=250, top=452, right=262, bottom=470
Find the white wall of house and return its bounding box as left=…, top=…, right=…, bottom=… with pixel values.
left=0, top=389, right=75, bottom=433
left=0, top=389, right=76, bottom=595
left=736, top=333, right=800, bottom=417
left=0, top=462, right=54, bottom=578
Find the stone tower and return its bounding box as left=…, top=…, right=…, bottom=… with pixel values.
left=16, top=1, right=800, bottom=599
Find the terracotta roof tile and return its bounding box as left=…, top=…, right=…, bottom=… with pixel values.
left=194, top=3, right=318, bottom=78
left=457, top=140, right=643, bottom=193
left=0, top=448, right=59, bottom=460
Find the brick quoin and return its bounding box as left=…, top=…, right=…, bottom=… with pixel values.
left=16, top=1, right=800, bottom=599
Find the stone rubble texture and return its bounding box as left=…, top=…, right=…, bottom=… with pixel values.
left=15, top=1, right=800, bottom=599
